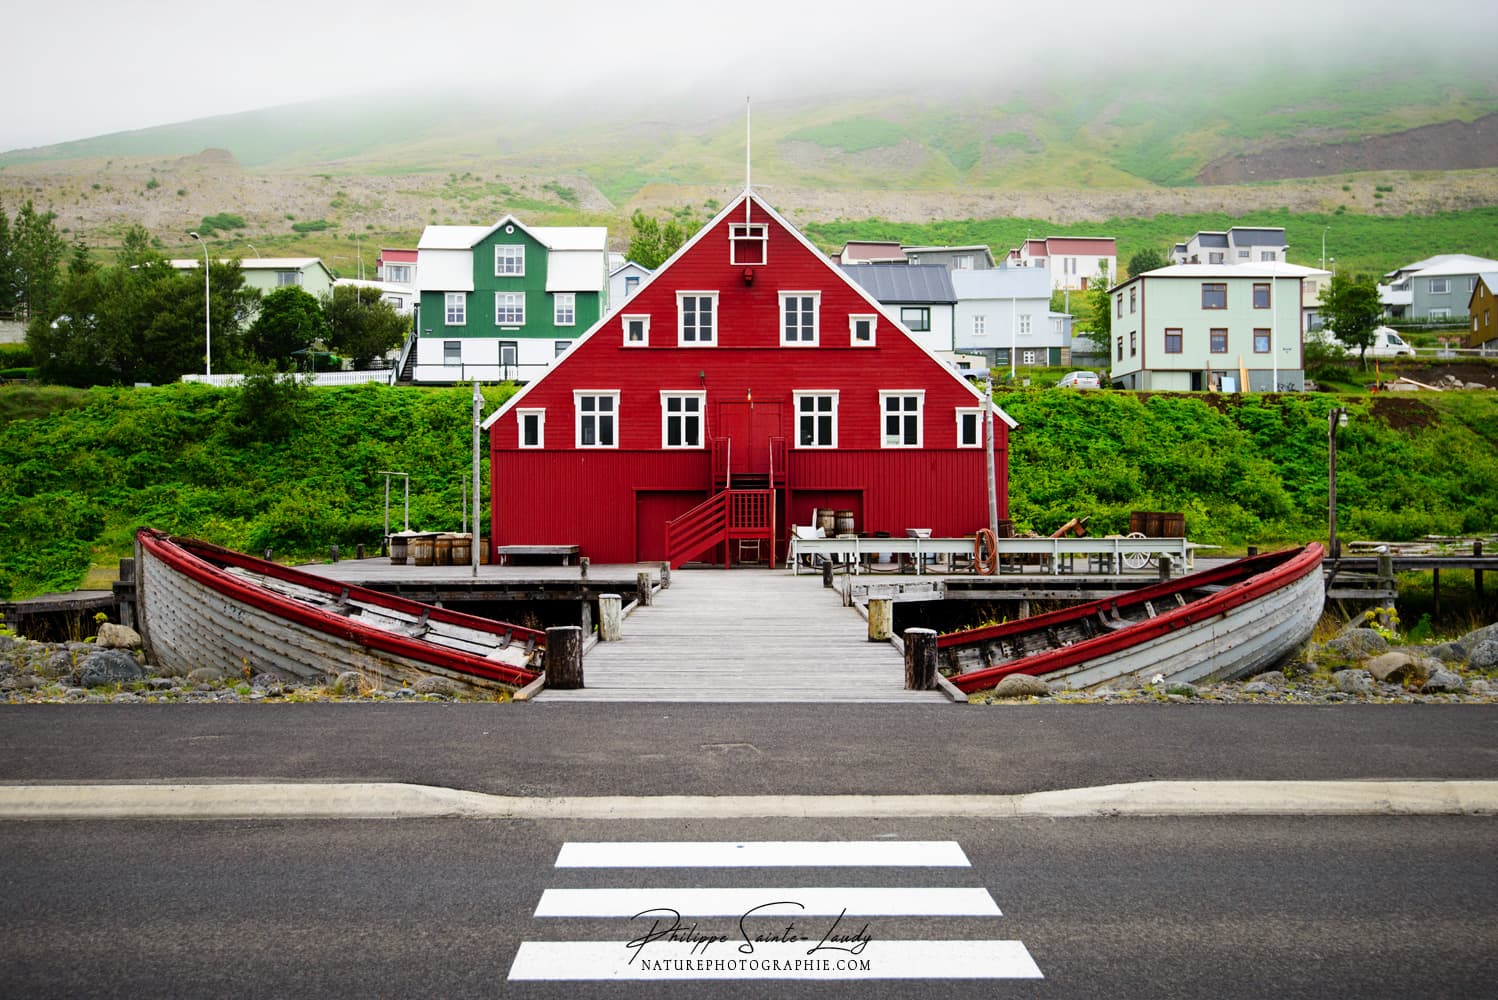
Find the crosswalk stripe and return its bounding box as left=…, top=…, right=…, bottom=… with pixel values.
left=535, top=886, right=1001, bottom=917
left=508, top=939, right=1044, bottom=980
left=554, top=840, right=971, bottom=868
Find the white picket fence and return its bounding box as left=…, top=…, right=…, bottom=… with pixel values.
left=180, top=370, right=394, bottom=387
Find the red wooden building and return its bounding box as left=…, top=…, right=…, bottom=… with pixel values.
left=482, top=193, right=1015, bottom=568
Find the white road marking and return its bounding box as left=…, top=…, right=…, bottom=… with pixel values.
left=554, top=839, right=971, bottom=868
left=508, top=939, right=1044, bottom=980
left=535, top=886, right=1001, bottom=917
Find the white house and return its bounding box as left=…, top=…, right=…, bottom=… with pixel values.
left=1170, top=228, right=1287, bottom=266
left=951, top=268, right=1069, bottom=367
left=1007, top=236, right=1117, bottom=291
left=607, top=259, right=652, bottom=310
left=1379, top=254, right=1498, bottom=322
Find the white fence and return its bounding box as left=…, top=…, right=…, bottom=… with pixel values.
left=788, top=534, right=1200, bottom=576
left=180, top=370, right=394, bottom=387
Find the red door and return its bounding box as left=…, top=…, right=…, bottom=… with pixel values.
left=717, top=401, right=783, bottom=478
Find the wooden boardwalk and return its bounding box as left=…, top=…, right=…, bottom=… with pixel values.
left=542, top=569, right=947, bottom=703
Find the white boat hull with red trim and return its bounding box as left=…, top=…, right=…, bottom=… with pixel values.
left=942, top=544, right=1325, bottom=694
left=134, top=529, right=543, bottom=694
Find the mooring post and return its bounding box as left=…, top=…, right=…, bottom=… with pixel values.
left=545, top=625, right=584, bottom=689
left=579, top=556, right=589, bottom=580
left=903, top=627, right=938, bottom=691
left=868, top=598, right=893, bottom=641
left=598, top=594, right=622, bottom=642
left=113, top=558, right=137, bottom=630
left=1248, top=545, right=1258, bottom=557
left=822, top=559, right=834, bottom=589
left=636, top=571, right=653, bottom=607
left=330, top=545, right=339, bottom=563
left=263, top=549, right=273, bottom=561
left=659, top=562, right=671, bottom=590
left=1476, top=541, right=1485, bottom=603
left=580, top=599, right=593, bottom=639
left=356, top=543, right=365, bottom=560
left=1157, top=554, right=1172, bottom=581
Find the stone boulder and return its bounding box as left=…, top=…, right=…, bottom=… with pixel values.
left=1460, top=623, right=1498, bottom=649
left=187, top=667, right=225, bottom=684
left=1365, top=652, right=1430, bottom=686
left=1325, top=629, right=1389, bottom=660
left=1467, top=638, right=1498, bottom=672
left=332, top=671, right=370, bottom=696
left=94, top=623, right=142, bottom=650
left=1333, top=669, right=1374, bottom=696
left=414, top=676, right=458, bottom=697
left=74, top=649, right=145, bottom=688
left=993, top=675, right=1051, bottom=699
left=1249, top=670, right=1287, bottom=689
left=1424, top=642, right=1467, bottom=664
left=1422, top=668, right=1466, bottom=694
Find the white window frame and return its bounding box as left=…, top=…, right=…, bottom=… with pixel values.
left=517, top=409, right=545, bottom=449
left=900, top=306, right=930, bottom=332
left=1237, top=249, right=1251, bottom=259
left=793, top=391, right=839, bottom=449
left=780, top=291, right=820, bottom=345
left=554, top=292, right=575, bottom=326
left=622, top=314, right=650, bottom=347
left=1260, top=250, right=1276, bottom=262
left=955, top=407, right=983, bottom=448
left=677, top=291, right=718, bottom=346
left=1430, top=278, right=1450, bottom=295
left=849, top=314, right=877, bottom=347
left=384, top=263, right=411, bottom=283
left=1022, top=350, right=1037, bottom=365
left=879, top=390, right=924, bottom=448
left=624, top=274, right=640, bottom=297
left=443, top=340, right=461, bottom=366
left=554, top=340, right=571, bottom=357
left=729, top=223, right=768, bottom=266
left=1019, top=314, right=1033, bottom=334
left=1429, top=307, right=1451, bottom=320
left=444, top=292, right=465, bottom=326
left=498, top=340, right=518, bottom=369
left=495, top=291, right=524, bottom=327
left=660, top=391, right=706, bottom=449
left=574, top=391, right=619, bottom=449
left=971, top=314, right=986, bottom=338
left=495, top=244, right=525, bottom=276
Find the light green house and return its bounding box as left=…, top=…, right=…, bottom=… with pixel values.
left=412, top=216, right=608, bottom=383
left=1108, top=263, right=1318, bottom=392
left=170, top=257, right=336, bottom=301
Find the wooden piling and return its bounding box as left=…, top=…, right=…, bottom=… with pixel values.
left=546, top=625, right=584, bottom=689
left=636, top=572, right=653, bottom=607
left=598, top=594, right=622, bottom=642
left=904, top=628, right=937, bottom=690
left=868, top=598, right=893, bottom=641
left=1477, top=541, right=1485, bottom=602
left=579, top=556, right=589, bottom=580
left=1158, top=554, right=1172, bottom=581
left=659, top=562, right=671, bottom=590
left=822, top=559, right=834, bottom=588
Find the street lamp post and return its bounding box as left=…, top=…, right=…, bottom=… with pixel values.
left=189, top=231, right=211, bottom=376
left=1321, top=227, right=1329, bottom=272
left=1328, top=406, right=1348, bottom=558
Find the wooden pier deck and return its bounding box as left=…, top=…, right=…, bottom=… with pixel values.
left=544, top=569, right=945, bottom=703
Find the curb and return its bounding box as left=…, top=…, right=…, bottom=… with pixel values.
left=1, top=780, right=1496, bottom=821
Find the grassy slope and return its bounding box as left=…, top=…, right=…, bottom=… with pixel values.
left=2, top=383, right=1495, bottom=601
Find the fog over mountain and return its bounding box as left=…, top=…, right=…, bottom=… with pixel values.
left=7, top=0, right=1493, bottom=154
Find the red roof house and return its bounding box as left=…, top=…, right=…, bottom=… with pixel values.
left=482, top=192, right=1015, bottom=568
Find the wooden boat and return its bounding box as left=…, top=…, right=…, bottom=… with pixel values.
left=942, top=543, right=1325, bottom=694
left=134, top=529, right=543, bottom=694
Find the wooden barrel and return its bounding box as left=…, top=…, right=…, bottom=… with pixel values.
left=816, top=508, right=836, bottom=535
left=388, top=533, right=409, bottom=565
left=410, top=533, right=436, bottom=566
left=433, top=533, right=454, bottom=566
left=450, top=533, right=472, bottom=565
left=835, top=510, right=855, bottom=535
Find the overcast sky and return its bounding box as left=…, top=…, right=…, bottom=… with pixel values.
left=5, top=0, right=1494, bottom=152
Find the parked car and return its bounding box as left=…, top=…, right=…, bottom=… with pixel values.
left=1057, top=371, right=1101, bottom=389
left=1323, top=326, right=1417, bottom=359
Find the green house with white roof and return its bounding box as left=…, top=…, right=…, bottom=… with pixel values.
left=412, top=216, right=607, bottom=383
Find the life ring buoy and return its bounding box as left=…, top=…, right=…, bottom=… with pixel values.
left=974, top=528, right=998, bottom=576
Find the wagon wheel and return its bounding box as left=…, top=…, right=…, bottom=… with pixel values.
left=1121, top=531, right=1153, bottom=571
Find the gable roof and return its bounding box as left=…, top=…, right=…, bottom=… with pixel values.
left=416, top=216, right=606, bottom=252
left=484, top=190, right=1015, bottom=431
left=1038, top=236, right=1116, bottom=256
left=839, top=264, right=956, bottom=304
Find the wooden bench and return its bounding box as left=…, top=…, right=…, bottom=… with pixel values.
left=496, top=544, right=580, bottom=566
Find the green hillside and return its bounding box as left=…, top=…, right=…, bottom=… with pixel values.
left=2, top=383, right=1495, bottom=602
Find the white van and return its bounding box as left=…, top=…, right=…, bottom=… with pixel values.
left=1324, top=325, right=1416, bottom=358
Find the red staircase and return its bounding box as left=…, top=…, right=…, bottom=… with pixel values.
left=665, top=489, right=775, bottom=569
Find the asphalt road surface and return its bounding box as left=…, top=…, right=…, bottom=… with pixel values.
left=2, top=704, right=1496, bottom=997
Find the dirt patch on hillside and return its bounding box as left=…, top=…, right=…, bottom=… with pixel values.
left=1197, top=114, right=1498, bottom=185
left=1370, top=395, right=1440, bottom=431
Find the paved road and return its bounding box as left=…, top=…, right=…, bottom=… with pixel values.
left=2, top=704, right=1496, bottom=795
left=3, top=706, right=1495, bottom=997
left=3, top=813, right=1494, bottom=998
